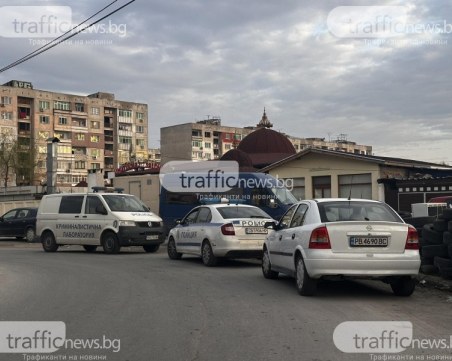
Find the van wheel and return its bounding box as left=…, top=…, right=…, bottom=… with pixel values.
left=201, top=241, right=217, bottom=267
left=83, top=245, right=97, bottom=253
left=102, top=232, right=120, bottom=254
left=167, top=237, right=182, bottom=259
left=143, top=245, right=160, bottom=253
left=295, top=256, right=317, bottom=296
left=25, top=227, right=36, bottom=242
left=42, top=232, right=58, bottom=252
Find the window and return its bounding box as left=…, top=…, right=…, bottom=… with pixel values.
left=192, top=130, right=202, bottom=137
left=312, top=176, right=331, bottom=198
left=136, top=126, right=144, bottom=133
left=224, top=144, right=231, bottom=150
left=75, top=103, right=85, bottom=112
left=234, top=134, right=242, bottom=140
left=183, top=209, right=200, bottom=224
left=1, top=96, right=12, bottom=105
left=54, top=131, right=71, bottom=140
left=85, top=196, right=106, bottom=214
left=90, top=135, right=100, bottom=143
left=1, top=112, right=13, bottom=120
left=197, top=207, right=212, bottom=223
left=291, top=178, right=305, bottom=200
left=338, top=174, right=372, bottom=199
left=72, top=118, right=86, bottom=127
left=136, top=139, right=145, bottom=147
left=136, top=112, right=144, bottom=120
left=119, top=109, right=132, bottom=117
left=91, top=107, right=100, bottom=115
left=59, top=196, right=84, bottom=214
left=38, top=146, right=47, bottom=154
left=119, top=137, right=131, bottom=144
left=204, top=132, right=211, bottom=138
left=91, top=149, right=100, bottom=158
left=90, top=121, right=100, bottom=129
left=58, top=117, right=68, bottom=125
left=54, top=101, right=70, bottom=111
left=290, top=204, right=309, bottom=228
left=225, top=133, right=231, bottom=139
left=76, top=133, right=85, bottom=141
left=204, top=142, right=211, bottom=149
left=92, top=163, right=101, bottom=170
left=279, top=205, right=297, bottom=229
left=75, top=161, right=86, bottom=169
left=58, top=145, right=72, bottom=154
left=192, top=140, right=202, bottom=148
left=39, top=100, right=50, bottom=110
left=39, top=115, right=50, bottom=124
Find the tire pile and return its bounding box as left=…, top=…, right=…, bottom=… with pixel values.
left=413, top=209, right=452, bottom=279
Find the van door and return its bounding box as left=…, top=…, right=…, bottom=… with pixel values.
left=55, top=195, right=85, bottom=245
left=82, top=195, right=109, bottom=245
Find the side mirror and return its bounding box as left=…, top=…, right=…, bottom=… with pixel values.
left=264, top=221, right=277, bottom=229
left=96, top=205, right=108, bottom=215
left=268, top=199, right=278, bottom=209
left=175, top=219, right=182, bottom=225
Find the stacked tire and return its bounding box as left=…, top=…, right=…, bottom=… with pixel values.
left=419, top=209, right=452, bottom=279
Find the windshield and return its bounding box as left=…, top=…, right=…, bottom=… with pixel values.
left=270, top=187, right=297, bottom=205
left=102, top=195, right=149, bottom=212
left=318, top=201, right=402, bottom=223
left=217, top=206, right=272, bottom=219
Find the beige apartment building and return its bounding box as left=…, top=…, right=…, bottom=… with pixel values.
left=0, top=80, right=148, bottom=186
left=160, top=111, right=372, bottom=164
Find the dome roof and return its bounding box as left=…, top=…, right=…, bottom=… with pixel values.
left=238, top=127, right=296, bottom=155
left=220, top=149, right=255, bottom=171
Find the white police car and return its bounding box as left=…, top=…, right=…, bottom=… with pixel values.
left=167, top=203, right=274, bottom=266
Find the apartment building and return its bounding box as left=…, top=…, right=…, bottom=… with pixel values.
left=160, top=117, right=254, bottom=164
left=160, top=111, right=372, bottom=164
left=0, top=80, right=148, bottom=186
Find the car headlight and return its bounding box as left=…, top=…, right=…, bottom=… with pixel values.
left=118, top=220, right=136, bottom=226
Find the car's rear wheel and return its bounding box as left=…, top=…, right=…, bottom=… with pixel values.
left=83, top=245, right=97, bottom=253
left=25, top=227, right=36, bottom=242
left=295, top=256, right=317, bottom=296
left=143, top=245, right=160, bottom=253
left=42, top=232, right=58, bottom=252
left=201, top=241, right=217, bottom=267
left=167, top=237, right=182, bottom=259
left=390, top=277, right=416, bottom=296
left=102, top=232, right=120, bottom=254
left=262, top=249, right=278, bottom=279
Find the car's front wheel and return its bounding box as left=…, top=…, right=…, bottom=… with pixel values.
left=42, top=232, right=58, bottom=252
left=390, top=277, right=416, bottom=296
left=262, top=249, right=278, bottom=279
left=295, top=255, right=317, bottom=296
left=201, top=241, right=218, bottom=267
left=167, top=237, right=182, bottom=259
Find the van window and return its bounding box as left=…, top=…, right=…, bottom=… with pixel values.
left=85, top=196, right=106, bottom=214
left=59, top=196, right=84, bottom=214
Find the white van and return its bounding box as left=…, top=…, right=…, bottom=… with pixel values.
left=36, top=191, right=165, bottom=254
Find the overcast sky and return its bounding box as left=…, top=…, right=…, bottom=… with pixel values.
left=1, top=0, right=452, bottom=164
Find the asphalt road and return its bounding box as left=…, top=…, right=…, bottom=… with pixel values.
left=0, top=243, right=451, bottom=361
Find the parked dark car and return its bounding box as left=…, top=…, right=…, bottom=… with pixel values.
left=0, top=207, right=38, bottom=242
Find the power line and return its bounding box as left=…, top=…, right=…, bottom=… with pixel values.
left=0, top=0, right=135, bottom=74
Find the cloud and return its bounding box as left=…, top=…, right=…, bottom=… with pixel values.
left=1, top=0, right=452, bottom=163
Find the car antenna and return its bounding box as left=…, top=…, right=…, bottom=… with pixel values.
left=348, top=175, right=354, bottom=202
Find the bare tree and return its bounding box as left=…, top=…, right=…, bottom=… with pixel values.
left=0, top=132, right=18, bottom=188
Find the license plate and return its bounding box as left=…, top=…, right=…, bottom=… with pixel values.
left=245, top=227, right=267, bottom=234
left=146, top=235, right=159, bottom=240
left=350, top=236, right=388, bottom=247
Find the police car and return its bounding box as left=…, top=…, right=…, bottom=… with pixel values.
left=167, top=203, right=274, bottom=266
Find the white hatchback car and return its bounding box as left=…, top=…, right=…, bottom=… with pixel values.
left=167, top=203, right=274, bottom=266
left=262, top=199, right=421, bottom=296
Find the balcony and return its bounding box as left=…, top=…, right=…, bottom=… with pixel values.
left=104, top=150, right=114, bottom=156
left=118, top=130, right=133, bottom=137
left=105, top=135, right=114, bottom=142
left=118, top=116, right=132, bottom=124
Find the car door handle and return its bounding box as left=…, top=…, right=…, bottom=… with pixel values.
left=82, top=216, right=87, bottom=218
left=75, top=216, right=79, bottom=218
left=279, top=235, right=282, bottom=241
left=292, top=234, right=295, bottom=239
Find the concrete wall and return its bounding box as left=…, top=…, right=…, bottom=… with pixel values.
left=0, top=200, right=40, bottom=215
left=267, top=153, right=381, bottom=200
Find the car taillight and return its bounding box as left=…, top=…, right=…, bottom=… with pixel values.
left=309, top=226, right=331, bottom=249
left=405, top=226, right=419, bottom=250
left=221, top=223, right=235, bottom=236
